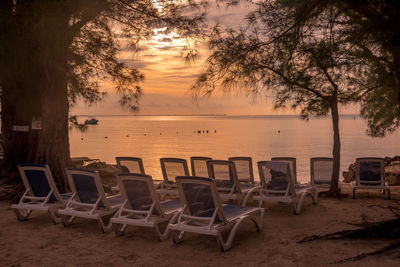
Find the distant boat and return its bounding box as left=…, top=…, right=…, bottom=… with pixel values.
left=85, top=118, right=99, bottom=125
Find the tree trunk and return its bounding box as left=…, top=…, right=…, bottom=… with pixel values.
left=329, top=98, right=341, bottom=196
left=392, top=46, right=400, bottom=116
left=1, top=1, right=73, bottom=192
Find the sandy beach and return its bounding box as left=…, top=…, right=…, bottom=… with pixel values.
left=1, top=184, right=399, bottom=266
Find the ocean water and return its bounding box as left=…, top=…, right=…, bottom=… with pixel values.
left=69, top=115, right=400, bottom=183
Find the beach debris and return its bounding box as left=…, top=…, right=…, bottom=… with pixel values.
left=278, top=130, right=280, bottom=133
left=197, top=130, right=201, bottom=134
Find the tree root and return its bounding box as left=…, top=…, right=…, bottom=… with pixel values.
left=330, top=241, right=400, bottom=264
left=299, top=218, right=400, bottom=263
left=298, top=218, right=400, bottom=243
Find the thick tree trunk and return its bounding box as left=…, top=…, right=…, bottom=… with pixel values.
left=329, top=98, right=341, bottom=196
left=392, top=46, right=400, bottom=116
left=1, top=1, right=73, bottom=192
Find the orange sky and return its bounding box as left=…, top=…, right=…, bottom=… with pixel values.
left=71, top=2, right=358, bottom=116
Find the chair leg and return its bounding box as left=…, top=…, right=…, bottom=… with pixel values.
left=387, top=189, right=391, bottom=200
left=294, top=193, right=307, bottom=215
left=48, top=208, right=62, bottom=224
left=13, top=208, right=32, bottom=221
left=114, top=224, right=128, bottom=236
left=352, top=188, right=356, bottom=199
left=155, top=212, right=180, bottom=241
left=216, top=215, right=247, bottom=251
left=171, top=230, right=185, bottom=244
left=98, top=216, right=113, bottom=233
left=61, top=214, right=76, bottom=227
left=310, top=188, right=318, bottom=205
left=250, top=209, right=264, bottom=232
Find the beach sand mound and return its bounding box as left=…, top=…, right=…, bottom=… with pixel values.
left=1, top=185, right=399, bottom=266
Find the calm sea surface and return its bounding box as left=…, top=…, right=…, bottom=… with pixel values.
left=70, top=115, right=400, bottom=183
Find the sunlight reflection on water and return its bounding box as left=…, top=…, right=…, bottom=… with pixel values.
left=70, top=115, right=400, bottom=183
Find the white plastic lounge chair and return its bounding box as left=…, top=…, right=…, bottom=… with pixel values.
left=160, top=158, right=190, bottom=197
left=207, top=160, right=259, bottom=205
left=271, top=157, right=298, bottom=184
left=112, top=157, right=149, bottom=192
left=190, top=156, right=212, bottom=177
left=228, top=157, right=255, bottom=184
left=352, top=157, right=390, bottom=199
left=310, top=157, right=341, bottom=194
left=169, top=176, right=264, bottom=251
left=110, top=173, right=182, bottom=240
left=255, top=161, right=317, bottom=214
left=58, top=168, right=124, bottom=232
left=11, top=164, right=72, bottom=224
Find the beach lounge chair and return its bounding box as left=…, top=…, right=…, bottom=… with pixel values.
left=190, top=156, right=212, bottom=177
left=207, top=160, right=258, bottom=205
left=352, top=158, right=390, bottom=199
left=310, top=157, right=339, bottom=194
left=228, top=157, right=255, bottom=184
left=11, top=164, right=72, bottom=224
left=256, top=161, right=317, bottom=214
left=112, top=157, right=147, bottom=192
left=159, top=158, right=190, bottom=197
left=168, top=176, right=264, bottom=251
left=271, top=157, right=298, bottom=184
left=110, top=173, right=182, bottom=240
left=58, top=168, right=124, bottom=232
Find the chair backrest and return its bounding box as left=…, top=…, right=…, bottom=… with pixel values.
left=257, top=161, right=293, bottom=192
left=271, top=157, right=297, bottom=183
left=228, top=157, right=254, bottom=183
left=176, top=176, right=226, bottom=224
left=207, top=160, right=240, bottom=193
left=356, top=158, right=385, bottom=186
left=66, top=168, right=109, bottom=208
left=190, top=156, right=212, bottom=177
left=116, top=157, right=145, bottom=174
left=160, top=158, right=190, bottom=183
left=18, top=164, right=62, bottom=201
left=310, top=157, right=333, bottom=185
left=117, top=173, right=163, bottom=215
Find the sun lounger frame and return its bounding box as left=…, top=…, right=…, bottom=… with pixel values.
left=110, top=173, right=182, bottom=240
left=11, top=164, right=72, bottom=224
left=169, top=176, right=264, bottom=251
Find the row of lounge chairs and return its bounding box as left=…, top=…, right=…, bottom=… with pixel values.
left=11, top=157, right=390, bottom=251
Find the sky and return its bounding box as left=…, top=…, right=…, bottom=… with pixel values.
left=72, top=1, right=358, bottom=116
